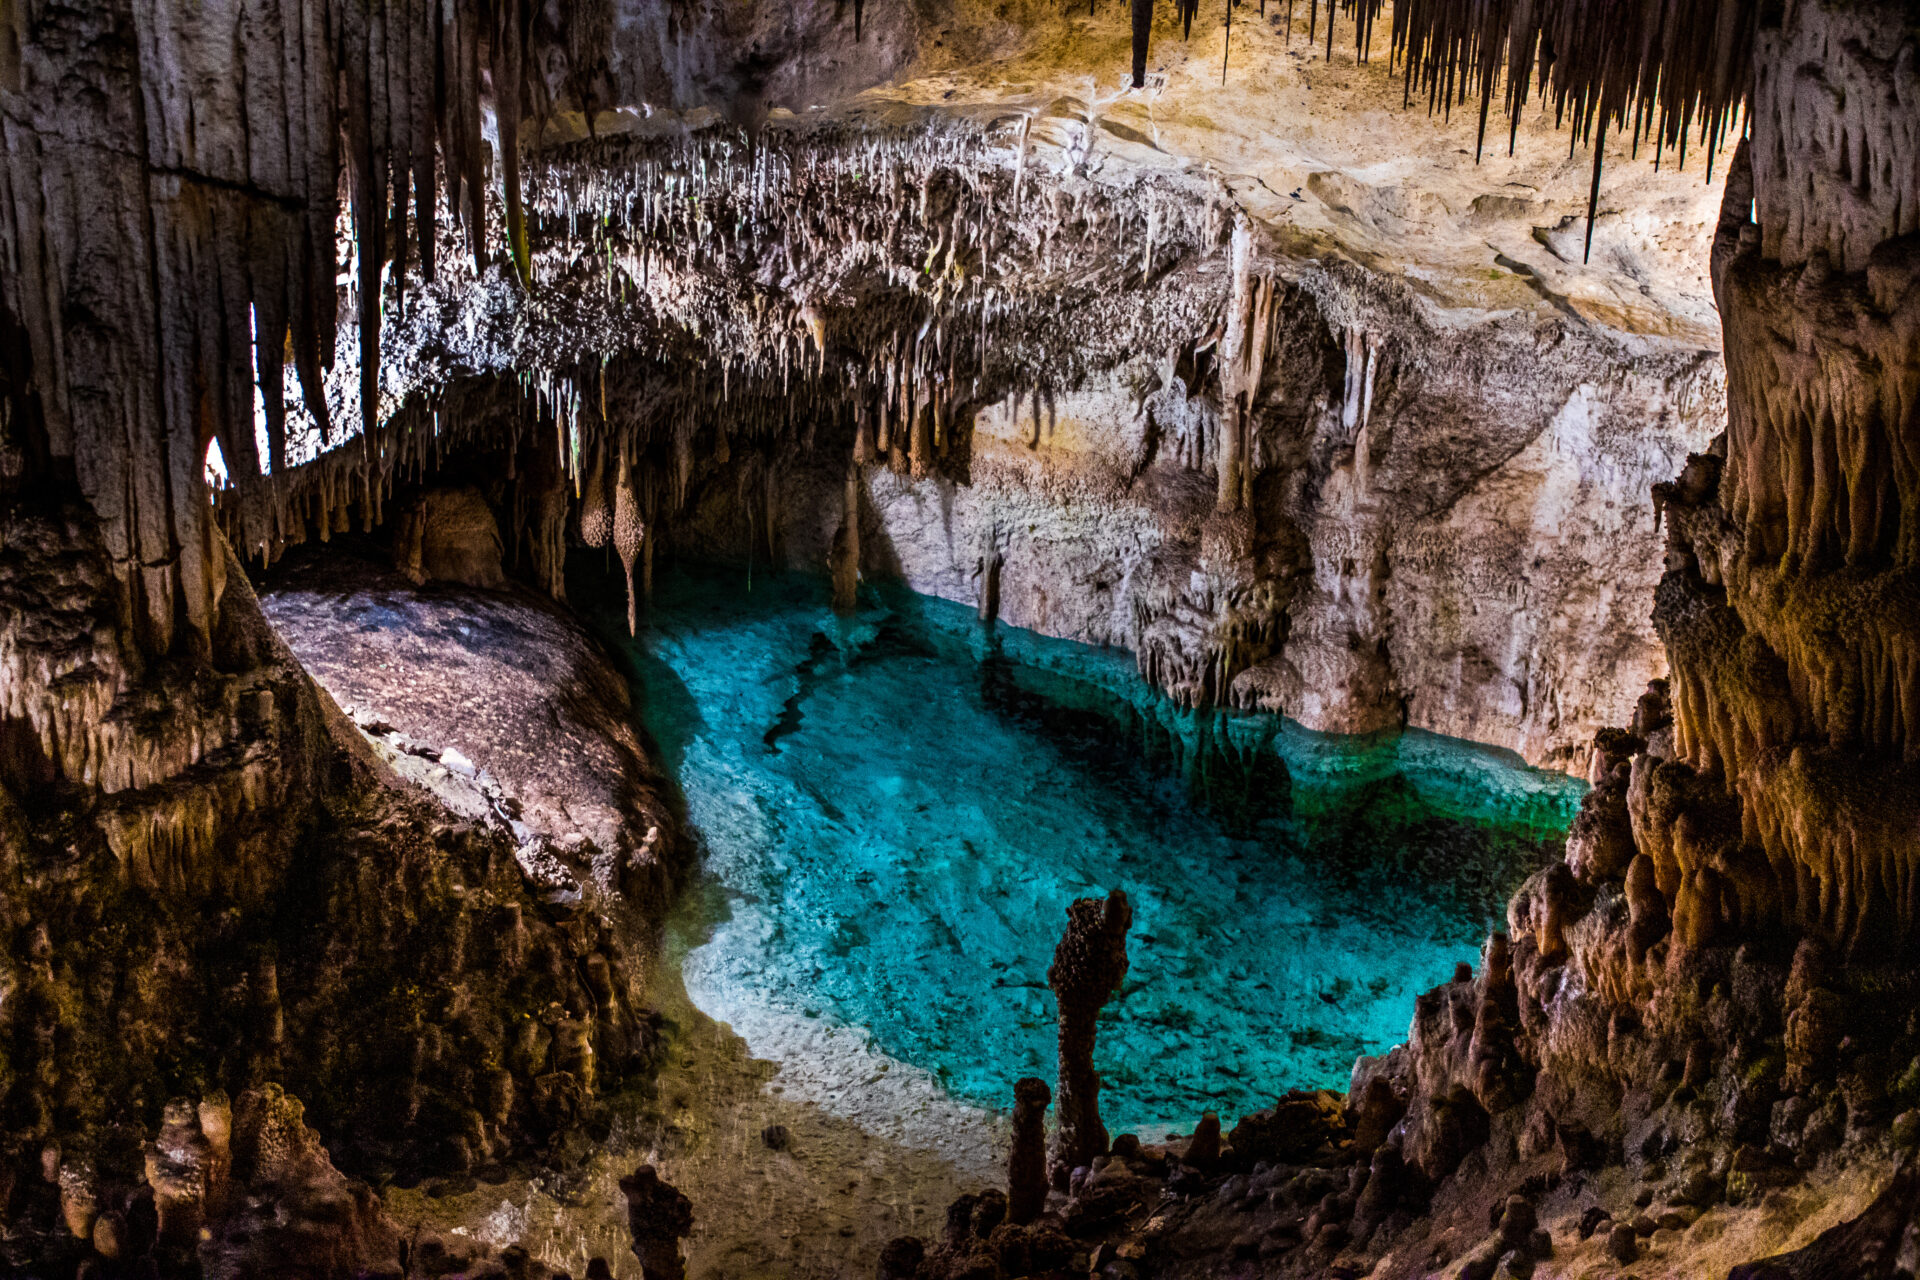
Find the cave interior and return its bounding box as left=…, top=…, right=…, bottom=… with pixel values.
left=5, top=0, right=1920, bottom=1275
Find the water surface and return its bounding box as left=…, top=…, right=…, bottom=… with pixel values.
left=591, top=565, right=1582, bottom=1139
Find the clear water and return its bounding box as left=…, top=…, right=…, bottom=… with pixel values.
left=585, top=564, right=1584, bottom=1139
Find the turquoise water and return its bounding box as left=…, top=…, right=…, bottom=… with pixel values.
left=587, top=565, right=1583, bottom=1138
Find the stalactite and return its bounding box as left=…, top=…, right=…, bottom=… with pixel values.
left=1583, top=115, right=1607, bottom=263
left=613, top=446, right=644, bottom=635
left=1215, top=214, right=1257, bottom=512
left=1390, top=0, right=1752, bottom=174
left=1132, top=0, right=1155, bottom=87
left=1, top=0, right=611, bottom=658
left=581, top=443, right=612, bottom=548
left=1222, top=0, right=1233, bottom=83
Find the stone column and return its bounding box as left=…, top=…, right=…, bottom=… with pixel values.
left=1047, top=888, right=1133, bottom=1188
left=620, top=1164, right=694, bottom=1280
left=1008, top=1076, right=1051, bottom=1223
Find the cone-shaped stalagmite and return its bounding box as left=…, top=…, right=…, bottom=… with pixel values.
left=614, top=449, right=645, bottom=635
left=1048, top=888, right=1133, bottom=1188
left=1009, top=1077, right=1051, bottom=1224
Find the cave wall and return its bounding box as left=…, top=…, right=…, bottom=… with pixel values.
left=0, top=5, right=686, bottom=1249
left=1602, top=0, right=1920, bottom=958
left=0, top=501, right=664, bottom=1224
left=1440, top=0, right=1920, bottom=1216
left=663, top=252, right=1719, bottom=769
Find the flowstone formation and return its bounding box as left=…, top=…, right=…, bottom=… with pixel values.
left=250, top=111, right=1721, bottom=769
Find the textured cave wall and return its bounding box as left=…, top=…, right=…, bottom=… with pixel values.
left=0, top=4, right=688, bottom=1241
left=1423, top=0, right=1920, bottom=1228
left=675, top=263, right=1721, bottom=768
left=0, top=495, right=665, bottom=1209
left=252, top=110, right=1720, bottom=769
left=1075, top=2, right=1920, bottom=1271
left=1749, top=0, right=1920, bottom=275
left=606, top=0, right=918, bottom=122
left=1614, top=0, right=1920, bottom=958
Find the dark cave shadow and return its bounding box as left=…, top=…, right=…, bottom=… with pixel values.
left=558, top=548, right=748, bottom=952
left=564, top=549, right=707, bottom=786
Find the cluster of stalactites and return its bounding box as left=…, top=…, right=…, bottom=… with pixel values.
left=1386, top=0, right=1752, bottom=261
left=0, top=0, right=611, bottom=661
left=230, top=120, right=1228, bottom=577
left=1689, top=143, right=1920, bottom=779
left=1390, top=0, right=1751, bottom=163
left=515, top=124, right=1219, bottom=393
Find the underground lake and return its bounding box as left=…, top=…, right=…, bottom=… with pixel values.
left=572, top=561, right=1587, bottom=1144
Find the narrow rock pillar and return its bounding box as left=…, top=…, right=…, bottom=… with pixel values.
left=620, top=1164, right=694, bottom=1280
left=1217, top=214, right=1255, bottom=512
left=1008, top=1076, right=1051, bottom=1223
left=832, top=462, right=862, bottom=614
left=1048, top=888, right=1133, bottom=1188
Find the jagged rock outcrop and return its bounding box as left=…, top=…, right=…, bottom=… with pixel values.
left=0, top=496, right=671, bottom=1266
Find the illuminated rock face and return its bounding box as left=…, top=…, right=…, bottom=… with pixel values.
left=283, top=121, right=1716, bottom=771
left=0, top=505, right=674, bottom=1272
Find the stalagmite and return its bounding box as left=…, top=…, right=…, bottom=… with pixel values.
left=619, top=1165, right=694, bottom=1280
left=1047, top=888, right=1133, bottom=1189
left=1008, top=1077, right=1052, bottom=1224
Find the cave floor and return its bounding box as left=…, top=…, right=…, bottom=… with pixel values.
left=380, top=916, right=993, bottom=1280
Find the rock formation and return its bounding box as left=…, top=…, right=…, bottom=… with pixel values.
left=1047, top=889, right=1134, bottom=1190
left=619, top=1164, right=695, bottom=1280
left=1007, top=1077, right=1052, bottom=1226
left=0, top=496, right=671, bottom=1265
left=392, top=486, right=509, bottom=590
left=842, top=0, right=1920, bottom=1273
